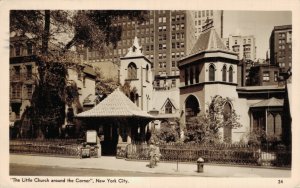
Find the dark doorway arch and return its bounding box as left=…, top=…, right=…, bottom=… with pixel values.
left=185, top=95, right=200, bottom=120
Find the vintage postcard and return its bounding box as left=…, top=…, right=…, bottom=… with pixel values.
left=1, top=0, right=299, bottom=188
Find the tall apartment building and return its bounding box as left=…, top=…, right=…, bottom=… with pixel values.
left=269, top=25, right=292, bottom=72
left=78, top=10, right=196, bottom=89
left=192, top=10, right=223, bottom=38
left=222, top=35, right=256, bottom=61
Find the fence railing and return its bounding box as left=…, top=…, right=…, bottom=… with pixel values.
left=10, top=139, right=98, bottom=158
left=124, top=143, right=291, bottom=167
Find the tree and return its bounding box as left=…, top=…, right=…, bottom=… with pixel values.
left=10, top=10, right=148, bottom=53
left=94, top=66, right=119, bottom=97
left=10, top=10, right=148, bottom=139
left=184, top=96, right=242, bottom=144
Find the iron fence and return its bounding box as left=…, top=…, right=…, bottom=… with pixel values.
left=10, top=139, right=98, bottom=158
left=124, top=143, right=291, bottom=167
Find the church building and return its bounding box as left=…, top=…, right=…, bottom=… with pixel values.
left=178, top=25, right=288, bottom=143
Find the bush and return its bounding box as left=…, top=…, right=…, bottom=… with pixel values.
left=184, top=115, right=221, bottom=144
left=152, top=120, right=180, bottom=143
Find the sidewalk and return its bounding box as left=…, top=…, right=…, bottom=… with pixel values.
left=10, top=154, right=291, bottom=177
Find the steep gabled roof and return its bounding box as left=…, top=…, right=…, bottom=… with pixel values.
left=76, top=88, right=153, bottom=118
left=190, top=28, right=229, bottom=55
left=161, top=98, right=177, bottom=110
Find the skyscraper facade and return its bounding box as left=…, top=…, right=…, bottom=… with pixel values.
left=192, top=10, right=223, bottom=38
left=269, top=25, right=292, bottom=72
left=222, top=35, right=256, bottom=61
left=78, top=10, right=196, bottom=86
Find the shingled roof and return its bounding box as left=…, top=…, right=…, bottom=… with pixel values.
left=76, top=88, right=153, bottom=118
left=190, top=28, right=229, bottom=55
left=251, top=97, right=284, bottom=108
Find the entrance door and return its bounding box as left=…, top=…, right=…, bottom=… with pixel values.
left=101, top=125, right=118, bottom=156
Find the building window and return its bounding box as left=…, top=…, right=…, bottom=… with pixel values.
left=172, top=52, right=175, bottom=58
left=159, top=53, right=162, bottom=59
left=163, top=26, right=167, bottom=31
left=27, top=43, right=33, bottom=55
left=274, top=71, right=278, bottom=82
left=181, top=42, right=185, bottom=48
left=163, top=17, right=166, bottom=23
left=181, top=24, right=185, bottom=30
left=12, top=83, right=21, bottom=99
left=158, top=26, right=162, bottom=32
left=172, top=79, right=176, bottom=87
left=14, top=66, right=21, bottom=79
left=165, top=101, right=173, bottom=114
left=263, top=71, right=270, bottom=82
left=159, top=44, right=162, bottom=50
left=172, top=33, right=175, bottom=39
left=159, top=62, right=162, bottom=68
left=15, top=45, right=21, bottom=56
left=209, top=64, right=215, bottom=81
left=229, top=66, right=233, bottom=82
left=26, top=65, right=32, bottom=79
left=172, top=61, right=176, bottom=67
left=26, top=84, right=33, bottom=98
left=127, top=62, right=137, bottom=79
left=222, top=65, right=227, bottom=82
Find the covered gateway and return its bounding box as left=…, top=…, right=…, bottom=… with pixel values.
left=76, top=88, right=153, bottom=156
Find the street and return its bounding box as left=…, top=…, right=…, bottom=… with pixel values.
left=10, top=163, right=183, bottom=177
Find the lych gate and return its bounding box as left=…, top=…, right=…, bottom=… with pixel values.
left=76, top=88, right=153, bottom=156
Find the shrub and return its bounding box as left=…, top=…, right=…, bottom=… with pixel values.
left=152, top=120, right=180, bottom=143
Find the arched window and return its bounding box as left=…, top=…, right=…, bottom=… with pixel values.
left=222, top=65, right=227, bottom=82
left=128, top=62, right=137, bottom=79
left=146, top=65, right=149, bottom=82
left=229, top=66, right=233, bottom=82
left=223, top=102, right=232, bottom=143
left=165, top=101, right=173, bottom=114
left=209, top=64, right=215, bottom=81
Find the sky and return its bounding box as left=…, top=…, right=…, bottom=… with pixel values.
left=223, top=11, right=292, bottom=59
